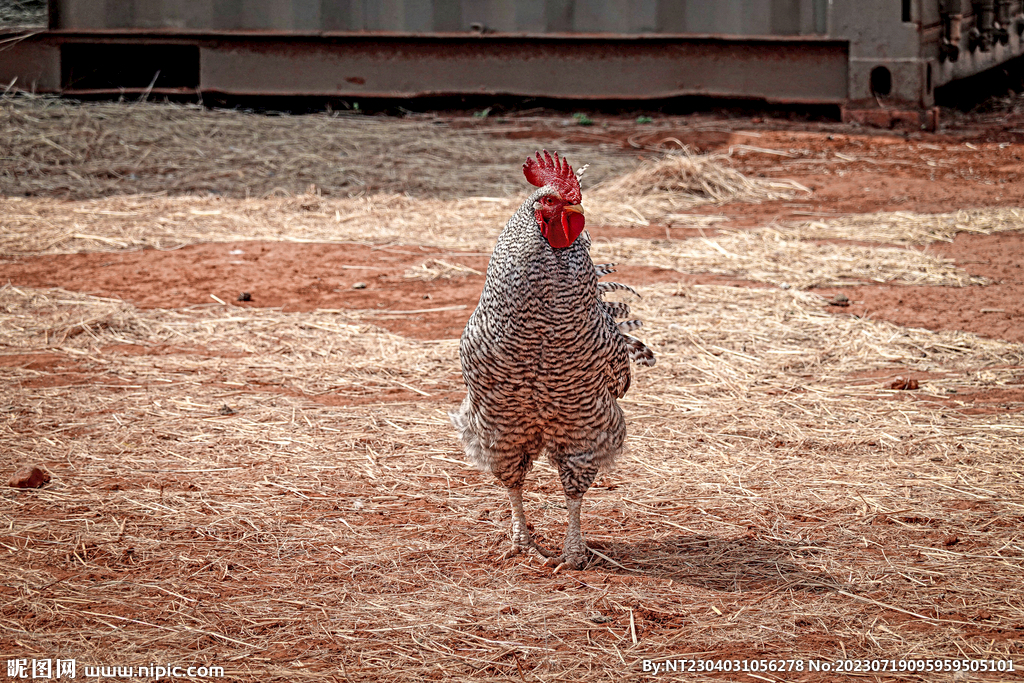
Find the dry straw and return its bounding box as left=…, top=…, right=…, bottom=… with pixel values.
left=2, top=194, right=1012, bottom=288
left=784, top=207, right=1024, bottom=246
left=405, top=259, right=485, bottom=281
left=2, top=95, right=1023, bottom=681
left=2, top=94, right=801, bottom=232
left=2, top=92, right=1016, bottom=290
left=593, top=228, right=988, bottom=289
left=588, top=151, right=809, bottom=226
left=0, top=94, right=636, bottom=200
left=2, top=281, right=1022, bottom=680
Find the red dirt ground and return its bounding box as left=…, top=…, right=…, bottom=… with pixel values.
left=2, top=221, right=1021, bottom=344
left=1, top=117, right=1021, bottom=350
left=0, top=242, right=760, bottom=341
left=484, top=116, right=1024, bottom=344
left=814, top=230, right=1024, bottom=344
left=481, top=118, right=1024, bottom=223
left=8, top=228, right=1021, bottom=417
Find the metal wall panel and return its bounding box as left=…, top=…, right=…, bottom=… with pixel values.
left=50, top=0, right=828, bottom=34
left=8, top=0, right=1020, bottom=110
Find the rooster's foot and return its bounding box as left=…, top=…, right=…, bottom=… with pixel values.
left=499, top=539, right=556, bottom=562
left=543, top=546, right=591, bottom=574
left=500, top=487, right=555, bottom=563
left=538, top=495, right=593, bottom=573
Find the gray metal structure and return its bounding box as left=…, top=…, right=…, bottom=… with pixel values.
left=1, top=1, right=1022, bottom=109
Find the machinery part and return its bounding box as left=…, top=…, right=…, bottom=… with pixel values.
left=971, top=0, right=995, bottom=52
left=994, top=0, right=1013, bottom=44
left=940, top=0, right=963, bottom=63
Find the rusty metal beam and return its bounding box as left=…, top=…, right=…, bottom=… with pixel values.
left=0, top=30, right=850, bottom=104
left=200, top=34, right=848, bottom=102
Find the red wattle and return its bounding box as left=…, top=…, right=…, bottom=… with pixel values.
left=563, top=210, right=585, bottom=244
left=541, top=210, right=585, bottom=249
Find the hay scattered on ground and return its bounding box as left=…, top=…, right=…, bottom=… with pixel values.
left=0, top=192, right=519, bottom=254
left=1, top=95, right=808, bottom=226
left=404, top=259, right=484, bottom=281
left=595, top=229, right=987, bottom=289
left=2, top=283, right=1022, bottom=680
left=0, top=95, right=638, bottom=200
left=4, top=96, right=1024, bottom=680
left=3, top=195, right=1008, bottom=288
left=783, top=207, right=1024, bottom=246
left=589, top=152, right=808, bottom=226
left=0, top=284, right=456, bottom=400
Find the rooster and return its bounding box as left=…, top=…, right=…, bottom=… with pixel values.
left=451, top=150, right=654, bottom=572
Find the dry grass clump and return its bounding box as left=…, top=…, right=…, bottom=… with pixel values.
left=633, top=282, right=1024, bottom=400
left=0, top=284, right=138, bottom=347
left=784, top=207, right=1024, bottom=245
left=589, top=151, right=809, bottom=226
left=2, top=283, right=1022, bottom=680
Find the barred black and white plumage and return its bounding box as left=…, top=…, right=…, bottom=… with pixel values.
left=450, top=151, right=654, bottom=572
left=602, top=300, right=631, bottom=320
left=598, top=280, right=641, bottom=298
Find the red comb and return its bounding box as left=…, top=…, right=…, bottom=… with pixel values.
left=523, top=150, right=582, bottom=204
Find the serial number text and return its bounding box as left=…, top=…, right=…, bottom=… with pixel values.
left=642, top=658, right=1016, bottom=675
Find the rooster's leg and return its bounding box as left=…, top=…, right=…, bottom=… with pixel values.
left=499, top=487, right=556, bottom=561
left=546, top=454, right=600, bottom=573
left=544, top=496, right=589, bottom=573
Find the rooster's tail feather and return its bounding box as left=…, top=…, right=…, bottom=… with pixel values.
left=602, top=300, right=631, bottom=319
left=624, top=335, right=656, bottom=367
left=596, top=263, right=655, bottom=367
left=598, top=281, right=640, bottom=299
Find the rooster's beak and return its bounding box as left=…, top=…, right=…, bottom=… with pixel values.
left=563, top=203, right=585, bottom=216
